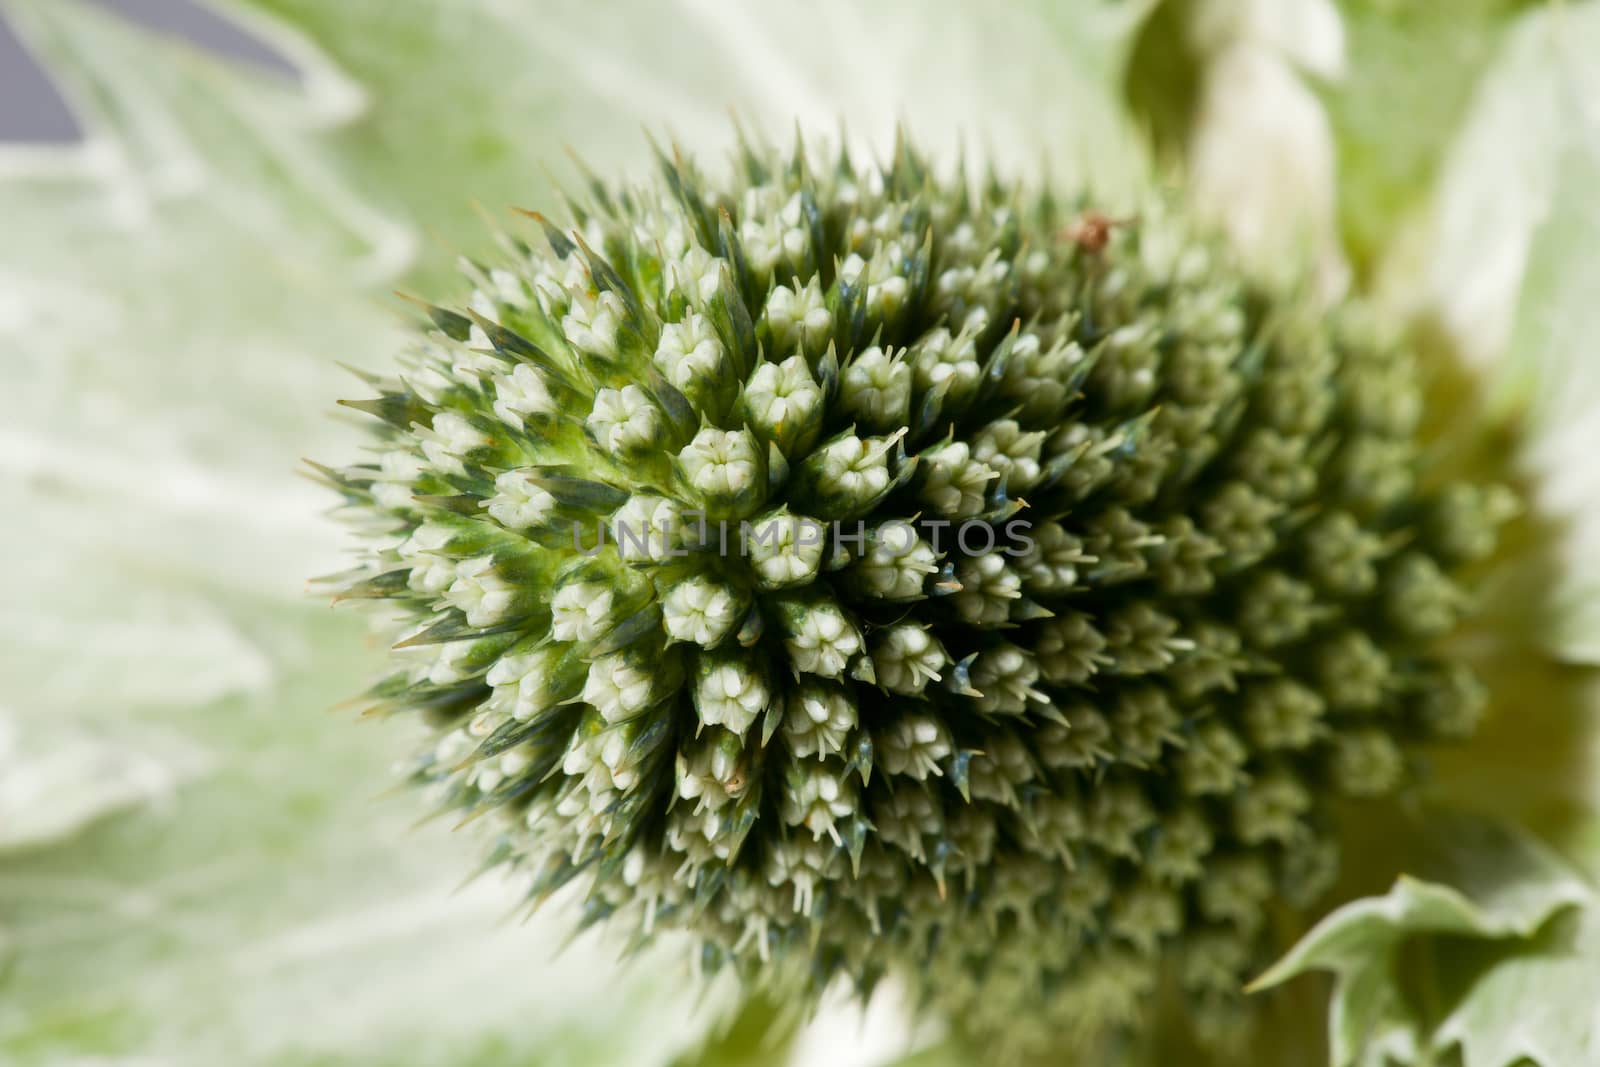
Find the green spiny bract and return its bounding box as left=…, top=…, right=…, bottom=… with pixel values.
left=317, top=134, right=1513, bottom=1058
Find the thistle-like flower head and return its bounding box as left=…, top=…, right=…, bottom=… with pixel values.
left=318, top=133, right=1513, bottom=1057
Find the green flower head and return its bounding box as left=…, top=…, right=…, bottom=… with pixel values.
left=318, top=133, right=1515, bottom=1059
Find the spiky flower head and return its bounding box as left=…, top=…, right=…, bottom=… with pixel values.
left=317, top=133, right=1514, bottom=1059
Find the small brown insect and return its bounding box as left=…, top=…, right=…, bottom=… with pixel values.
left=1063, top=210, right=1132, bottom=254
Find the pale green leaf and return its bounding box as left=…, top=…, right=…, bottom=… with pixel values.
left=1126, top=0, right=1348, bottom=286
left=1253, top=815, right=1594, bottom=1067
left=1398, top=0, right=1600, bottom=370
left=0, top=0, right=724, bottom=1062
left=1321, top=0, right=1532, bottom=277
left=1494, top=141, right=1600, bottom=665
left=1366, top=0, right=1600, bottom=666
left=1435, top=906, right=1600, bottom=1067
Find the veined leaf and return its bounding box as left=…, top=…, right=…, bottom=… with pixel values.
left=1355, top=0, right=1600, bottom=667
left=1253, top=815, right=1594, bottom=1067
left=1323, top=0, right=1534, bottom=279
left=1397, top=1, right=1600, bottom=374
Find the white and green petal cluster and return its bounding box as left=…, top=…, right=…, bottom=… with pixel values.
left=319, top=135, right=1512, bottom=1060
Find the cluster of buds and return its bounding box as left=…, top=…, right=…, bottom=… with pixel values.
left=317, top=133, right=1514, bottom=1058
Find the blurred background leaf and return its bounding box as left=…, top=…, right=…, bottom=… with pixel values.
left=1254, top=815, right=1596, bottom=1067
left=1127, top=0, right=1349, bottom=285
left=1321, top=0, right=1540, bottom=280
left=1383, top=1, right=1600, bottom=670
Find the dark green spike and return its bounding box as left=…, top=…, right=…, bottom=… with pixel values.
left=396, top=294, right=474, bottom=341
left=337, top=394, right=434, bottom=431
left=331, top=569, right=412, bottom=602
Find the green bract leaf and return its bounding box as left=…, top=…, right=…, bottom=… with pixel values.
left=1253, top=815, right=1594, bottom=1067
left=1322, top=0, right=1529, bottom=277
left=1126, top=0, right=1348, bottom=284
left=1433, top=906, right=1600, bottom=1067
left=1495, top=141, right=1600, bottom=666
left=1369, top=0, right=1600, bottom=667
left=0, top=0, right=727, bottom=1061
left=1401, top=1, right=1600, bottom=371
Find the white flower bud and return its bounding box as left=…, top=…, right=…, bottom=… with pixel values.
left=969, top=643, right=1043, bottom=715
left=810, top=433, right=896, bottom=506
left=586, top=385, right=663, bottom=454
left=910, top=324, right=982, bottom=396
left=582, top=652, right=658, bottom=723
left=877, top=714, right=951, bottom=780
left=492, top=363, right=557, bottom=427
left=872, top=625, right=947, bottom=696
left=839, top=244, right=910, bottom=319
left=764, top=277, right=831, bottom=354
left=783, top=684, right=857, bottom=759
left=561, top=290, right=625, bottom=357
left=486, top=469, right=558, bottom=530
left=952, top=554, right=1022, bottom=625
left=423, top=638, right=486, bottom=685
left=676, top=728, right=748, bottom=812
left=765, top=837, right=843, bottom=914
left=972, top=419, right=1046, bottom=493
left=419, top=412, right=490, bottom=474
left=850, top=521, right=938, bottom=599
left=373, top=449, right=428, bottom=510
left=781, top=762, right=855, bottom=843
left=695, top=656, right=770, bottom=734
left=839, top=345, right=911, bottom=429
left=969, top=731, right=1034, bottom=805
left=743, top=355, right=821, bottom=442
left=550, top=582, right=616, bottom=642
left=918, top=441, right=998, bottom=518
left=445, top=556, right=519, bottom=626
left=745, top=511, right=826, bottom=589
left=665, top=246, right=726, bottom=304
left=612, top=494, right=683, bottom=561
left=654, top=312, right=726, bottom=392
left=781, top=599, right=863, bottom=678
left=1017, top=522, right=1090, bottom=595
left=398, top=521, right=457, bottom=594
left=874, top=788, right=940, bottom=862
left=739, top=186, right=808, bottom=277
left=661, top=575, right=743, bottom=647
left=487, top=646, right=569, bottom=722
left=678, top=427, right=761, bottom=503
